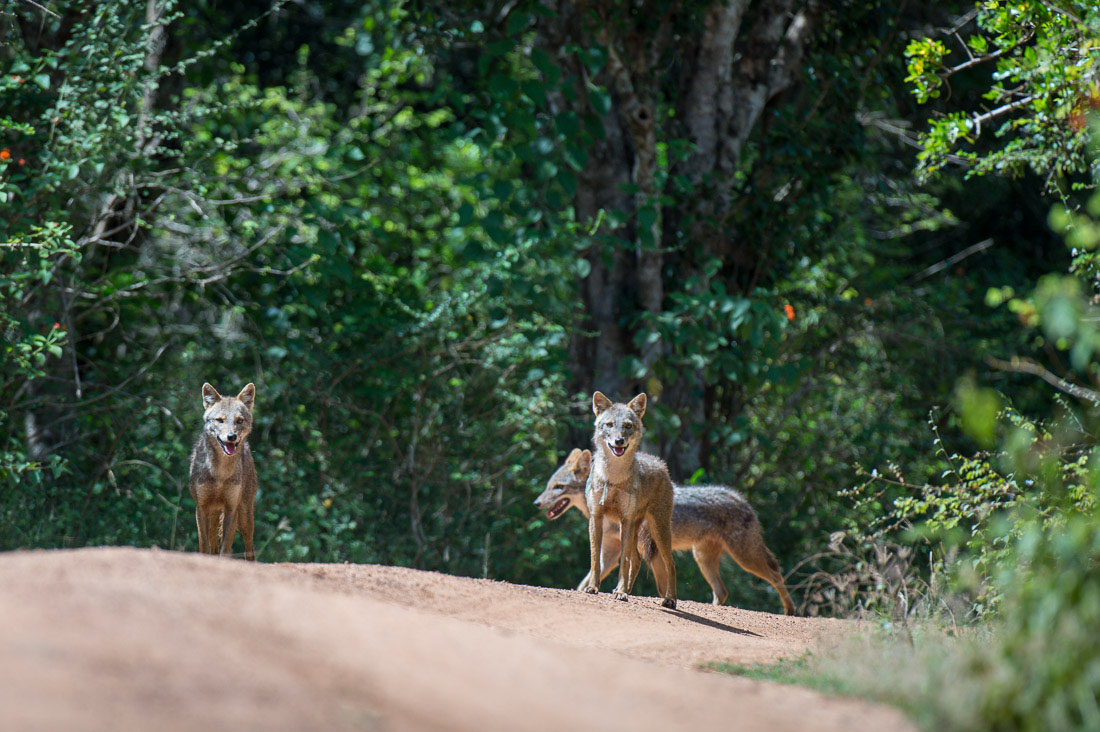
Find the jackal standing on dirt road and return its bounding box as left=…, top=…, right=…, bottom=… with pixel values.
left=583, top=391, right=677, bottom=608
left=536, top=448, right=796, bottom=614
left=189, top=382, right=258, bottom=560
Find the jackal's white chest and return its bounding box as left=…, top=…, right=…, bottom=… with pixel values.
left=586, top=469, right=640, bottom=520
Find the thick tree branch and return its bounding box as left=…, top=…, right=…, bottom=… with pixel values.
left=971, top=95, right=1039, bottom=136
left=680, top=0, right=750, bottom=174
left=724, top=2, right=816, bottom=175
left=986, top=355, right=1100, bottom=405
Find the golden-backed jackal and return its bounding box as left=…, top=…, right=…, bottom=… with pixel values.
left=536, top=447, right=795, bottom=614
left=582, top=392, right=677, bottom=608
left=189, top=382, right=258, bottom=559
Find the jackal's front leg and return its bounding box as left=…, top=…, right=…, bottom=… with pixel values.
left=195, top=507, right=209, bottom=554
left=576, top=527, right=621, bottom=591
left=583, top=511, right=603, bottom=594
left=612, top=517, right=639, bottom=601
left=220, top=507, right=238, bottom=557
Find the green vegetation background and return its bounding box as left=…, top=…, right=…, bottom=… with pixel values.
left=4, top=0, right=1100, bottom=664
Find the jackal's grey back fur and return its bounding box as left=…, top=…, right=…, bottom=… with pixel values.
left=639, top=481, right=794, bottom=613
left=536, top=448, right=795, bottom=613
left=648, top=484, right=768, bottom=560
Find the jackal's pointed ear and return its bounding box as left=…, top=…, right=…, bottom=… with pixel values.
left=627, top=393, right=647, bottom=418
left=592, top=391, right=612, bottom=416
left=575, top=449, right=592, bottom=475
left=201, top=383, right=221, bottom=408
left=564, top=447, right=582, bottom=468
left=237, top=383, right=256, bottom=410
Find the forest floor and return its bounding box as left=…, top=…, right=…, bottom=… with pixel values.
left=0, top=547, right=911, bottom=731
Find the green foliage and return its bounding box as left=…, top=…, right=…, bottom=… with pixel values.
left=712, top=626, right=997, bottom=731
left=753, top=498, right=1100, bottom=731
left=908, top=1, right=1100, bottom=182
left=804, top=157, right=1100, bottom=729
left=953, top=183, right=1100, bottom=727
left=905, top=38, right=949, bottom=102
left=0, top=1, right=580, bottom=584
left=0, top=223, right=73, bottom=499
left=0, top=0, right=1080, bottom=618
left=971, top=511, right=1100, bottom=730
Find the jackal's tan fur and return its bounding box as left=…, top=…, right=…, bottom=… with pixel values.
left=582, top=391, right=677, bottom=608
left=189, top=382, right=258, bottom=560
left=536, top=447, right=796, bottom=614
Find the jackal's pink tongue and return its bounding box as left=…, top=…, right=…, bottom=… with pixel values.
left=222, top=442, right=237, bottom=455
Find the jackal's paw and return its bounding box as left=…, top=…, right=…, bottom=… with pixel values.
left=582, top=585, right=599, bottom=595
left=660, top=597, right=677, bottom=609
left=612, top=590, right=629, bottom=602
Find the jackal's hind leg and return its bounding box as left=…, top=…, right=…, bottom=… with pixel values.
left=727, top=534, right=796, bottom=615
left=600, top=528, right=621, bottom=577
left=692, top=542, right=728, bottom=606
left=646, top=510, right=677, bottom=609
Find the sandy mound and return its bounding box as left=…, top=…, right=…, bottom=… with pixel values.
left=0, top=547, right=911, bottom=731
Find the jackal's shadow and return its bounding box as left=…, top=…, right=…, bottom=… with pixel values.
left=660, top=608, right=763, bottom=637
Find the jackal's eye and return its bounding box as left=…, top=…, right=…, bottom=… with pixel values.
left=623, top=423, right=633, bottom=431
left=234, top=417, right=243, bottom=425
left=215, top=417, right=225, bottom=423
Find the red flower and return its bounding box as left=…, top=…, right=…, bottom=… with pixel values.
left=53, top=322, right=62, bottom=330
left=783, top=304, right=795, bottom=321
left=17, top=158, right=25, bottom=166
left=0, top=149, right=9, bottom=161
left=11, top=75, right=21, bottom=83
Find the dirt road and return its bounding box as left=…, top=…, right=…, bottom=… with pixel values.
left=0, top=547, right=910, bottom=731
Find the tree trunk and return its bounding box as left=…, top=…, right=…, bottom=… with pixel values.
left=542, top=0, right=818, bottom=475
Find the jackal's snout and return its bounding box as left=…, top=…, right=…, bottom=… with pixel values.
left=218, top=433, right=240, bottom=455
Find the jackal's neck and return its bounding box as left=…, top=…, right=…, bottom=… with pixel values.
left=574, top=492, right=592, bottom=519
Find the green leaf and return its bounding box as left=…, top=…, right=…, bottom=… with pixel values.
left=489, top=74, right=518, bottom=100
left=589, top=87, right=611, bottom=116
left=579, top=47, right=605, bottom=74
left=531, top=48, right=560, bottom=86
left=505, top=11, right=530, bottom=36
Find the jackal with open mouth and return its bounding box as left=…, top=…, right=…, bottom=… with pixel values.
left=188, top=382, right=258, bottom=559
left=581, top=391, right=677, bottom=608
left=535, top=448, right=796, bottom=614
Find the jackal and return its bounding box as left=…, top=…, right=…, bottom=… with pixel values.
left=582, top=391, right=677, bottom=608
left=189, top=382, right=258, bottom=560
left=535, top=448, right=796, bottom=614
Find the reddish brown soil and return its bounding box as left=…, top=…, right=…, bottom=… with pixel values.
left=0, top=547, right=912, bottom=731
